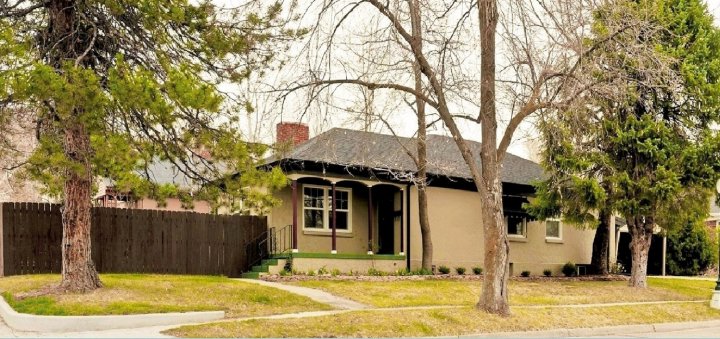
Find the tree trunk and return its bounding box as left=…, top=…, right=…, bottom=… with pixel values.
left=590, top=208, right=611, bottom=275
left=476, top=0, right=509, bottom=316
left=627, top=216, right=653, bottom=288
left=59, top=124, right=102, bottom=292
left=409, top=0, right=433, bottom=271
left=48, top=0, right=102, bottom=292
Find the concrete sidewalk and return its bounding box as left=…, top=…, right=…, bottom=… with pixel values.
left=236, top=278, right=369, bottom=310
left=459, top=320, right=720, bottom=338
left=0, top=317, right=173, bottom=338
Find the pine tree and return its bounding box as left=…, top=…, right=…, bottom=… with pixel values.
left=0, top=0, right=299, bottom=292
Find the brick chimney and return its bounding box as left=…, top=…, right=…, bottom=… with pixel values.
left=276, top=122, right=309, bottom=148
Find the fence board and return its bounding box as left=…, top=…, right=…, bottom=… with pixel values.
left=0, top=203, right=265, bottom=276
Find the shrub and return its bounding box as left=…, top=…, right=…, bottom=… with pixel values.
left=667, top=221, right=717, bottom=276
left=562, top=262, right=576, bottom=277
left=472, top=267, right=483, bottom=275
left=279, top=269, right=291, bottom=276
left=543, top=269, right=552, bottom=277
left=520, top=270, right=531, bottom=277
left=283, top=258, right=293, bottom=272
left=317, top=266, right=329, bottom=275
left=438, top=265, right=451, bottom=274
left=412, top=268, right=433, bottom=275
left=456, top=267, right=466, bottom=275
left=367, top=268, right=385, bottom=276
left=307, top=269, right=315, bottom=276
left=397, top=268, right=415, bottom=276
left=331, top=269, right=341, bottom=277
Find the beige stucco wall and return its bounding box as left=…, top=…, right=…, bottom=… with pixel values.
left=409, top=186, right=596, bottom=276
left=291, top=257, right=406, bottom=274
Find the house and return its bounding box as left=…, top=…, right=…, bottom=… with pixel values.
left=94, top=160, right=212, bottom=213
left=261, top=123, right=602, bottom=275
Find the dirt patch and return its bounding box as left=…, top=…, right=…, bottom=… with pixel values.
left=261, top=274, right=629, bottom=283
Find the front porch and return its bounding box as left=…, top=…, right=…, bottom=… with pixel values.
left=265, top=172, right=409, bottom=273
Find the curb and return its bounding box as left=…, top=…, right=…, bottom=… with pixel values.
left=460, top=319, right=720, bottom=337
left=0, top=297, right=225, bottom=332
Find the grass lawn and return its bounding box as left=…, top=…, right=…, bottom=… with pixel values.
left=288, top=277, right=714, bottom=308
left=167, top=302, right=720, bottom=338
left=0, top=274, right=331, bottom=317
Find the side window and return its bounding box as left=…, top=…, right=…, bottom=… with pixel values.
left=506, top=216, right=526, bottom=237
left=546, top=220, right=561, bottom=239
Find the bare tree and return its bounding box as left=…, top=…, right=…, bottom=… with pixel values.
left=280, top=0, right=634, bottom=314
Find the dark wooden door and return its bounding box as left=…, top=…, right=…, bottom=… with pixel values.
left=377, top=195, right=395, bottom=255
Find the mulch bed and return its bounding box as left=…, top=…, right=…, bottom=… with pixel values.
left=261, top=274, right=629, bottom=283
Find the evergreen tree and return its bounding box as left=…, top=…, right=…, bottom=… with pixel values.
left=0, top=0, right=299, bottom=292
left=529, top=0, right=720, bottom=287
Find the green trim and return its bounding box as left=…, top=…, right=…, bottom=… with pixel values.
left=251, top=265, right=269, bottom=273
left=261, top=258, right=279, bottom=266
left=241, top=271, right=260, bottom=279
left=291, top=252, right=404, bottom=260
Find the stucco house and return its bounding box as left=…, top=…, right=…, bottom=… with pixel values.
left=258, top=123, right=600, bottom=276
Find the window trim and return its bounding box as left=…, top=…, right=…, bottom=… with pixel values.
left=545, top=218, right=562, bottom=240
left=301, top=184, right=352, bottom=233
left=505, top=215, right=527, bottom=238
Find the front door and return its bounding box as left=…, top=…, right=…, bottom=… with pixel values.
left=376, top=190, right=395, bottom=255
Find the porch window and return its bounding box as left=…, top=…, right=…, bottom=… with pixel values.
left=506, top=215, right=526, bottom=237
left=302, top=185, right=352, bottom=231
left=546, top=219, right=561, bottom=239
left=303, top=187, right=324, bottom=229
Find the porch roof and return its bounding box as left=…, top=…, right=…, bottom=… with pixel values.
left=266, top=128, right=544, bottom=186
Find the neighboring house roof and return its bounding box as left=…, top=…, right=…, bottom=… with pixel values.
left=270, top=128, right=544, bottom=186
left=97, top=157, right=221, bottom=199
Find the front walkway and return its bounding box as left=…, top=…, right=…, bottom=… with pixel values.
left=235, top=279, right=369, bottom=310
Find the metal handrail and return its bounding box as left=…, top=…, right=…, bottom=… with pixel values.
left=244, top=224, right=294, bottom=272
left=271, top=224, right=293, bottom=254
left=245, top=230, right=270, bottom=270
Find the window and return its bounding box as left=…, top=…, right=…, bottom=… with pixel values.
left=506, top=216, right=526, bottom=237
left=546, top=220, right=561, bottom=239
left=302, top=185, right=352, bottom=231
left=303, top=187, right=324, bottom=229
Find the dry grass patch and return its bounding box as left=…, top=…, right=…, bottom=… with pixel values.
left=167, top=302, right=720, bottom=338
left=0, top=274, right=331, bottom=317
left=290, top=277, right=712, bottom=308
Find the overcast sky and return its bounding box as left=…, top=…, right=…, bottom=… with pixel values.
left=710, top=0, right=720, bottom=26
left=232, top=1, right=720, bottom=161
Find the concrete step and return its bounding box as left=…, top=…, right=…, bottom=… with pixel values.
left=241, top=271, right=261, bottom=279
left=261, top=258, right=278, bottom=266
left=251, top=265, right=269, bottom=273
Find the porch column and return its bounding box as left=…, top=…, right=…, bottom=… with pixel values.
left=291, top=180, right=299, bottom=253
left=399, top=188, right=405, bottom=256
left=367, top=185, right=374, bottom=254
left=609, top=215, right=617, bottom=267
left=331, top=182, right=337, bottom=254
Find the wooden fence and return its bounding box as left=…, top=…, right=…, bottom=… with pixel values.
left=0, top=202, right=267, bottom=277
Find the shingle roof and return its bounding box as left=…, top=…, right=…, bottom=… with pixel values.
left=274, top=128, right=544, bottom=186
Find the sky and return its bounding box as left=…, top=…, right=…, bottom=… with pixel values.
left=711, top=0, right=720, bottom=26
left=230, top=1, right=720, bottom=161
